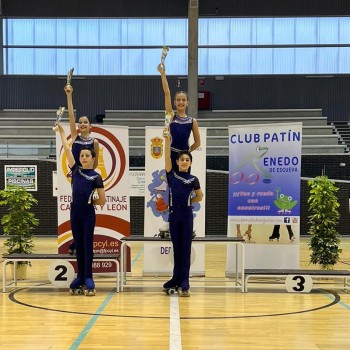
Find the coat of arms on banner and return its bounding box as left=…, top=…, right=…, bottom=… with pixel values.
left=150, top=136, right=163, bottom=159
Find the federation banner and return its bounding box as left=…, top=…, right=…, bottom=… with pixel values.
left=226, top=123, right=302, bottom=272
left=56, top=124, right=130, bottom=273
left=144, top=126, right=207, bottom=276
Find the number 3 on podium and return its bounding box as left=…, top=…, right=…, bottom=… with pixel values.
left=285, top=275, right=313, bottom=293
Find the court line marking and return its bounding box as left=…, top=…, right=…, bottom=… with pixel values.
left=70, top=247, right=144, bottom=350
left=337, top=300, right=350, bottom=310
left=323, top=291, right=350, bottom=310
left=170, top=295, right=182, bottom=350
left=70, top=291, right=114, bottom=350
left=9, top=288, right=342, bottom=320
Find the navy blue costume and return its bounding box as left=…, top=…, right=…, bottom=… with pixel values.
left=165, top=168, right=200, bottom=291
left=169, top=115, right=193, bottom=171
left=72, top=135, right=95, bottom=166
left=70, top=163, right=103, bottom=282
left=69, top=135, right=95, bottom=253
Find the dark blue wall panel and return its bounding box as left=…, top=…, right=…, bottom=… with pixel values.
left=2, top=0, right=350, bottom=17
left=1, top=75, right=349, bottom=121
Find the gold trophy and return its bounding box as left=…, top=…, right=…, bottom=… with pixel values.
left=65, top=67, right=74, bottom=92
left=163, top=112, right=173, bottom=137
left=53, top=107, right=65, bottom=130
left=160, top=46, right=169, bottom=69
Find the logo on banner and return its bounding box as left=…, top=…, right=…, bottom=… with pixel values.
left=58, top=126, right=127, bottom=192
left=150, top=137, right=163, bottom=159
left=274, top=187, right=298, bottom=214
left=230, top=146, right=272, bottom=186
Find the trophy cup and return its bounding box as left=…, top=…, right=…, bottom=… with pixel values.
left=65, top=67, right=74, bottom=91
left=53, top=107, right=65, bottom=130
left=163, top=112, right=173, bottom=137
left=160, top=46, right=169, bottom=69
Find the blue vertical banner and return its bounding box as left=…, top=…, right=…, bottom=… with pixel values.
left=226, top=123, right=302, bottom=271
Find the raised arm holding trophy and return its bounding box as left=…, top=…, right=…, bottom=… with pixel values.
left=53, top=68, right=74, bottom=130
left=61, top=67, right=100, bottom=256
left=53, top=107, right=65, bottom=130
left=157, top=46, right=201, bottom=171
left=157, top=47, right=173, bottom=137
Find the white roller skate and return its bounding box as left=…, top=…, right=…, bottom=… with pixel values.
left=157, top=222, right=171, bottom=239
left=178, top=287, right=190, bottom=297
left=69, top=277, right=84, bottom=295
left=244, top=228, right=255, bottom=243
left=84, top=278, right=96, bottom=296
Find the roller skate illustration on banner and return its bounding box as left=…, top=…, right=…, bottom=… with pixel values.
left=236, top=224, right=255, bottom=243
left=158, top=222, right=171, bottom=239
left=269, top=224, right=295, bottom=243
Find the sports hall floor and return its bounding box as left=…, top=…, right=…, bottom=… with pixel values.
left=1, top=236, right=350, bottom=350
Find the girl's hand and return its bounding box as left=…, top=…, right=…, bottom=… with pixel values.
left=157, top=63, right=165, bottom=74
left=53, top=122, right=63, bottom=132
left=163, top=127, right=170, bottom=138
left=64, top=85, right=73, bottom=94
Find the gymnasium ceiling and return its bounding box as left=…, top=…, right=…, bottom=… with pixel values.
left=1, top=0, right=350, bottom=18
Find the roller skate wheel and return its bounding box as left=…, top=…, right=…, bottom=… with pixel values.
left=69, top=288, right=84, bottom=295
left=163, top=287, right=177, bottom=295
left=178, top=288, right=190, bottom=297
left=84, top=289, right=96, bottom=296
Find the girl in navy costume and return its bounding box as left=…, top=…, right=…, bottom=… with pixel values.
left=65, top=84, right=100, bottom=254
left=157, top=64, right=201, bottom=171
left=54, top=122, right=106, bottom=296
left=163, top=131, right=203, bottom=297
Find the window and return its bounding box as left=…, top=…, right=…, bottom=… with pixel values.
left=3, top=17, right=350, bottom=75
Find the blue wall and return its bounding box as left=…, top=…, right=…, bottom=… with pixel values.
left=1, top=75, right=349, bottom=121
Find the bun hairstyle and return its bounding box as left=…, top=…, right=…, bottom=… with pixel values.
left=174, top=91, right=188, bottom=99
left=78, top=116, right=92, bottom=124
